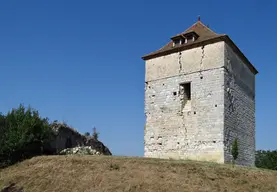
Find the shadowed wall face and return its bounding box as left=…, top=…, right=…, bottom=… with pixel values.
left=224, top=43, right=255, bottom=166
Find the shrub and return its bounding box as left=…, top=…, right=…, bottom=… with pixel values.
left=0, top=104, right=53, bottom=168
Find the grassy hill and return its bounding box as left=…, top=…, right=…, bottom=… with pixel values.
left=1, top=156, right=277, bottom=192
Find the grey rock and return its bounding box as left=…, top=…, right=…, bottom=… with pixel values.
left=44, top=122, right=112, bottom=156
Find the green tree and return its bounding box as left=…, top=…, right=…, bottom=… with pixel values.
left=0, top=104, right=52, bottom=168
left=84, top=132, right=90, bottom=136
left=231, top=138, right=239, bottom=167
left=255, top=150, right=277, bottom=170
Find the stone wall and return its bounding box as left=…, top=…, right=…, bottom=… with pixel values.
left=223, top=43, right=255, bottom=166
left=145, top=42, right=225, bottom=81
left=144, top=41, right=256, bottom=165
left=50, top=123, right=85, bottom=152
left=144, top=42, right=226, bottom=163
left=46, top=122, right=112, bottom=155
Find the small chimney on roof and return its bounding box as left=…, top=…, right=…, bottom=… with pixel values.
left=198, top=16, right=201, bottom=21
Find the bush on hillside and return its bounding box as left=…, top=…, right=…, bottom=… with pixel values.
left=255, top=150, right=277, bottom=170
left=0, top=104, right=53, bottom=168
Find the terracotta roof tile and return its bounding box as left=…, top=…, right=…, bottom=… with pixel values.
left=143, top=21, right=220, bottom=58
left=142, top=21, right=258, bottom=74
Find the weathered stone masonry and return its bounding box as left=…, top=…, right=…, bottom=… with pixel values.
left=142, top=20, right=258, bottom=166
left=224, top=44, right=256, bottom=166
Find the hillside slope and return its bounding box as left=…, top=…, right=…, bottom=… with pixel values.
left=1, top=156, right=277, bottom=192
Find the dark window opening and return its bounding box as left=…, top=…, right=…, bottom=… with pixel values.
left=173, top=92, right=177, bottom=96
left=180, top=82, right=191, bottom=110
left=185, top=37, right=195, bottom=43
left=180, top=83, right=191, bottom=101
left=183, top=32, right=199, bottom=43
left=173, top=39, right=182, bottom=47
left=171, top=32, right=199, bottom=47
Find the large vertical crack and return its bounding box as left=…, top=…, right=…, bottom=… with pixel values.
left=200, top=45, right=205, bottom=69
left=178, top=52, right=182, bottom=73
left=182, top=115, right=188, bottom=150
left=199, top=45, right=205, bottom=77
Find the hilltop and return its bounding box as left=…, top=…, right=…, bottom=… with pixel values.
left=1, top=156, right=277, bottom=192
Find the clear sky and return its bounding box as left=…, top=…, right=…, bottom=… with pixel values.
left=0, top=0, right=276, bottom=156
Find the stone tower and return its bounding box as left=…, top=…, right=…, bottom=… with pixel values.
left=142, top=19, right=258, bottom=166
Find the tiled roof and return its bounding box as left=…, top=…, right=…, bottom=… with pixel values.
left=142, top=21, right=258, bottom=74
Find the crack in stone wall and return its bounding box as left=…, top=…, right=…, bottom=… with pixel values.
left=225, top=51, right=236, bottom=112
left=182, top=115, right=188, bottom=148
left=144, top=41, right=255, bottom=166
left=178, top=52, right=182, bottom=73
left=144, top=42, right=227, bottom=163
left=144, top=67, right=225, bottom=162
left=199, top=45, right=205, bottom=78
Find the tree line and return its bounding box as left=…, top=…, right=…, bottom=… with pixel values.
left=255, top=150, right=277, bottom=170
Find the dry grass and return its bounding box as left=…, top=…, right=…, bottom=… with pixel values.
left=1, top=155, right=277, bottom=192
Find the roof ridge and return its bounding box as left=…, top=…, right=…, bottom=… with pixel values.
left=197, top=21, right=218, bottom=34
left=183, top=21, right=217, bottom=35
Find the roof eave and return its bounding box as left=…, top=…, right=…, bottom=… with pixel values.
left=142, top=35, right=258, bottom=75
left=223, top=35, right=258, bottom=75
left=142, top=36, right=225, bottom=60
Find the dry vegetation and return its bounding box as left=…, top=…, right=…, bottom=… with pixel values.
left=1, top=156, right=277, bottom=192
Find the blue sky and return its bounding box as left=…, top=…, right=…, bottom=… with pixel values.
left=0, top=0, right=276, bottom=156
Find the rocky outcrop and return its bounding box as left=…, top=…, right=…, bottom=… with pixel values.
left=45, top=122, right=112, bottom=155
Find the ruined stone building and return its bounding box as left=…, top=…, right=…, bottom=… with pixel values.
left=142, top=18, right=258, bottom=166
